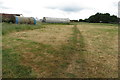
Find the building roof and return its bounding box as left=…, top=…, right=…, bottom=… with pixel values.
left=43, top=17, right=70, bottom=23
left=0, top=13, right=22, bottom=16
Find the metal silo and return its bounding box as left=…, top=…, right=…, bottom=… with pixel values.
left=15, top=16, right=36, bottom=25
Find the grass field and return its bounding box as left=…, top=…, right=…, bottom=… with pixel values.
left=2, top=22, right=118, bottom=78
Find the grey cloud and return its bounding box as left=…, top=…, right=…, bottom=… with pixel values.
left=0, top=6, right=9, bottom=9
left=0, top=1, right=3, bottom=5
left=118, top=2, right=120, bottom=17
left=118, top=1, right=120, bottom=6
left=113, top=2, right=117, bottom=7
left=46, top=5, right=84, bottom=12
left=22, top=10, right=32, bottom=14
left=0, top=1, right=9, bottom=9
left=60, top=6, right=83, bottom=12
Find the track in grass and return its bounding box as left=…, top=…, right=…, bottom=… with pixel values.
left=2, top=23, right=118, bottom=78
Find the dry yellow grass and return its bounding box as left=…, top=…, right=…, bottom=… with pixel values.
left=9, top=25, right=73, bottom=47
left=3, top=23, right=118, bottom=78
left=77, top=24, right=118, bottom=78
left=4, top=25, right=74, bottom=78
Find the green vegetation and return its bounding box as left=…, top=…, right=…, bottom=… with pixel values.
left=79, top=13, right=118, bottom=23
left=41, top=22, right=70, bottom=25
left=2, top=23, right=85, bottom=78
left=2, top=49, right=33, bottom=78
left=2, top=22, right=118, bottom=78
left=2, top=22, right=71, bottom=35
left=70, top=22, right=118, bottom=26
left=2, top=22, right=43, bottom=35
left=88, top=13, right=117, bottom=23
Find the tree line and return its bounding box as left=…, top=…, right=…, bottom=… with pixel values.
left=73, top=13, right=118, bottom=23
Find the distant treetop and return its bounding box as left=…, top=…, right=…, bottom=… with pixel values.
left=79, top=13, right=118, bottom=23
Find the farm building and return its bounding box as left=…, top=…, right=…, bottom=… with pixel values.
left=15, top=16, right=36, bottom=25
left=0, top=13, right=36, bottom=24
left=0, top=13, right=22, bottom=23
left=42, top=17, right=70, bottom=23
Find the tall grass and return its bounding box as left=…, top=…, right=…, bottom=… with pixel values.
left=2, top=48, right=33, bottom=78
left=3, top=22, right=117, bottom=35
left=41, top=22, right=70, bottom=25
left=2, top=22, right=43, bottom=35
left=2, top=22, right=72, bottom=35
left=70, top=22, right=118, bottom=26
left=2, top=24, right=86, bottom=78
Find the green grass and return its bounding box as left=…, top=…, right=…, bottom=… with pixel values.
left=41, top=22, right=70, bottom=25
left=2, top=48, right=34, bottom=78
left=2, top=22, right=118, bottom=78
left=70, top=22, right=118, bottom=26
left=2, top=22, right=43, bottom=35
left=2, top=22, right=117, bottom=35
left=2, top=23, right=86, bottom=78
left=77, top=23, right=118, bottom=78
left=66, top=73, right=76, bottom=78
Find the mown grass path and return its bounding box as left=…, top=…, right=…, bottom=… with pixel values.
left=3, top=24, right=87, bottom=78
left=2, top=23, right=118, bottom=78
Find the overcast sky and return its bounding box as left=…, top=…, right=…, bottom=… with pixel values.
left=0, top=0, right=119, bottom=20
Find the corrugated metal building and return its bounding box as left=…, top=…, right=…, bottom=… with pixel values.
left=42, top=17, right=70, bottom=23
left=0, top=13, right=22, bottom=23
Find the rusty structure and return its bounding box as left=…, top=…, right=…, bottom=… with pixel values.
left=0, top=13, right=36, bottom=24
left=15, top=16, right=36, bottom=25
left=0, top=13, right=22, bottom=23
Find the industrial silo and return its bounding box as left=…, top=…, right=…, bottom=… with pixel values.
left=15, top=16, right=36, bottom=25
left=43, top=17, right=70, bottom=23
